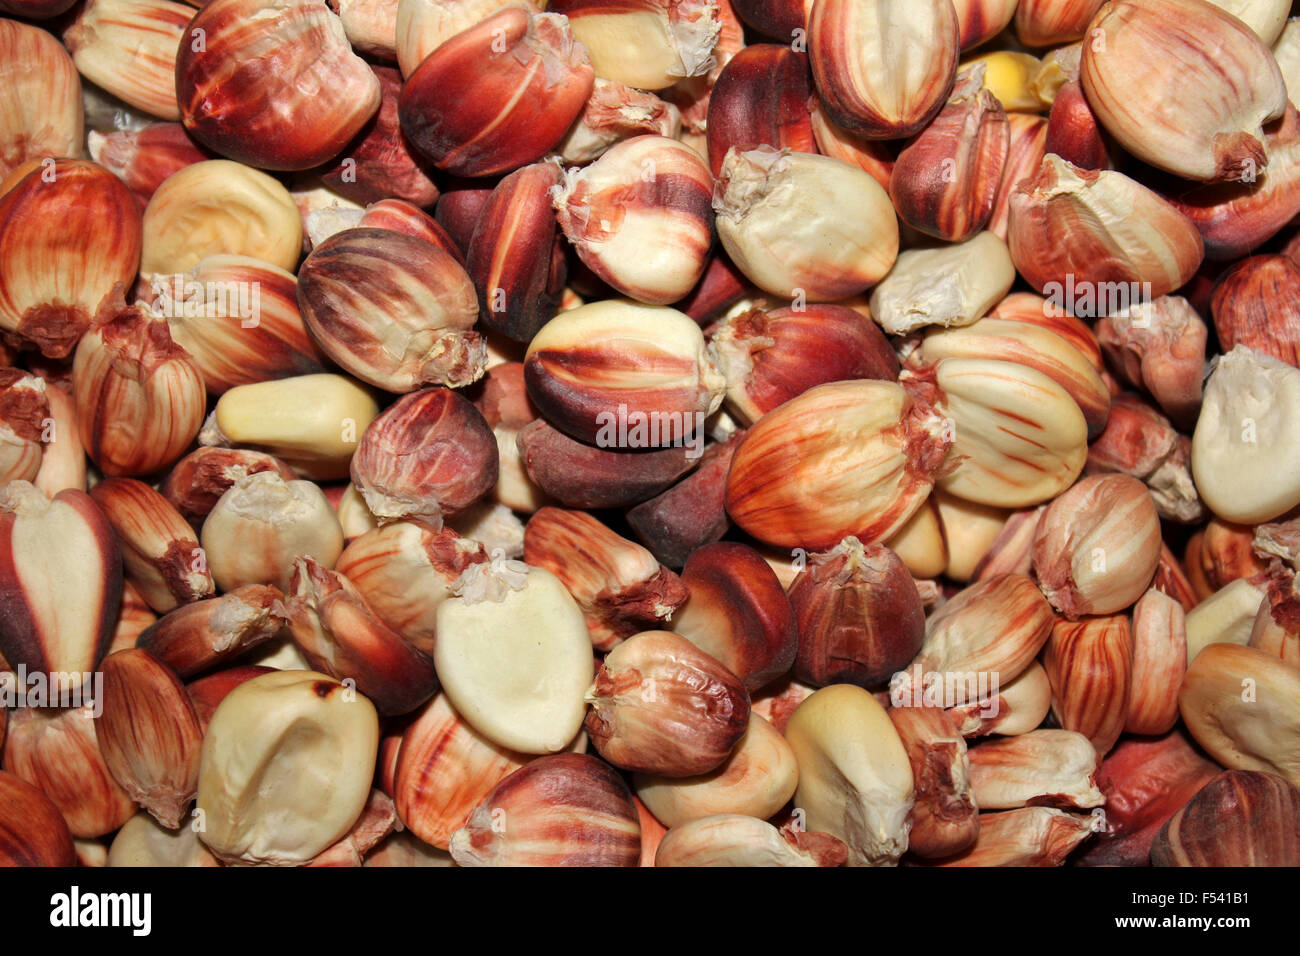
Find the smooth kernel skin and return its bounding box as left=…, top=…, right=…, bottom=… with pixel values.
left=908, top=318, right=1110, bottom=439
left=466, top=162, right=566, bottom=343
left=724, top=380, right=950, bottom=551
left=1080, top=0, right=1287, bottom=183
left=399, top=8, right=594, bottom=177
left=139, top=159, right=302, bottom=274
left=625, top=432, right=741, bottom=569
left=705, top=44, right=816, bottom=178
left=1209, top=255, right=1300, bottom=367
left=286, top=558, right=440, bottom=717
left=1014, top=0, right=1104, bottom=46
left=0, top=483, right=123, bottom=688
left=952, top=0, right=1017, bottom=49
left=64, top=0, right=192, bottom=121
left=553, top=136, right=715, bottom=305
left=212, top=373, right=380, bottom=481
left=297, top=228, right=484, bottom=393
left=524, top=506, right=687, bottom=653
left=708, top=304, right=899, bottom=426
left=0, top=772, right=77, bottom=867
left=96, top=648, right=203, bottom=830
left=808, top=0, right=959, bottom=140
left=0, top=20, right=83, bottom=182
left=1032, top=474, right=1162, bottom=619
left=88, top=477, right=214, bottom=613
left=434, top=564, right=592, bottom=755
left=783, top=684, right=914, bottom=866
left=713, top=147, right=900, bottom=302
left=890, top=68, right=1009, bottom=243
left=1008, top=156, right=1205, bottom=302
left=730, top=0, right=807, bottom=42
left=523, top=300, right=724, bottom=446
left=671, top=541, right=797, bottom=692
left=1044, top=79, right=1111, bottom=172
left=516, top=419, right=696, bottom=510
left=1171, top=107, right=1300, bottom=261
left=1042, top=614, right=1133, bottom=758
left=1179, top=643, right=1300, bottom=789
left=898, top=573, right=1055, bottom=701
left=1126, top=588, right=1187, bottom=736
left=1074, top=731, right=1218, bottom=867
left=156, top=256, right=328, bottom=395
left=391, top=693, right=530, bottom=850
left=547, top=0, right=721, bottom=92
left=2, top=701, right=135, bottom=838
left=334, top=522, right=487, bottom=655
left=634, top=713, right=799, bottom=827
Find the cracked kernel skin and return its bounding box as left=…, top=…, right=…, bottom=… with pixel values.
left=0, top=160, right=142, bottom=359
left=450, top=753, right=641, bottom=867
left=176, top=0, right=382, bottom=171
left=789, top=537, right=924, bottom=689
left=586, top=631, right=750, bottom=777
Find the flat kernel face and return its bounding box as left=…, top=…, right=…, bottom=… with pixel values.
left=784, top=684, right=914, bottom=866
left=434, top=566, right=592, bottom=755
left=9, top=493, right=114, bottom=674
left=565, top=11, right=680, bottom=89
left=195, top=671, right=379, bottom=865
left=1192, top=347, right=1300, bottom=524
